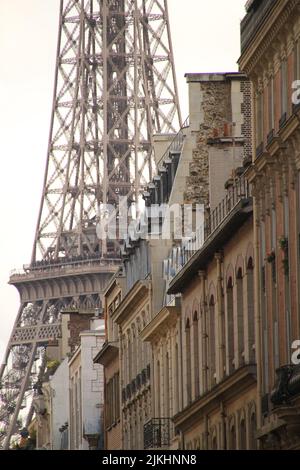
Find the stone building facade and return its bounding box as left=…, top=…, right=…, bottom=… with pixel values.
left=112, top=238, right=173, bottom=450
left=96, top=70, right=253, bottom=451
left=184, top=73, right=252, bottom=210
left=68, top=319, right=105, bottom=450
left=239, top=0, right=300, bottom=450
left=94, top=275, right=125, bottom=450
left=140, top=73, right=254, bottom=450
left=141, top=301, right=182, bottom=450
left=167, top=188, right=256, bottom=450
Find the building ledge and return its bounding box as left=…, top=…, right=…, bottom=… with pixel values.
left=207, top=137, right=245, bottom=146
left=185, top=72, right=247, bottom=83
left=93, top=341, right=119, bottom=367
left=173, top=365, right=257, bottom=431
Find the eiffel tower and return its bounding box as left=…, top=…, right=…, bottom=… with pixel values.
left=0, top=0, right=181, bottom=449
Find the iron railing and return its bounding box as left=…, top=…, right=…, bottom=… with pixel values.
left=144, top=418, right=173, bottom=449
left=177, top=177, right=251, bottom=273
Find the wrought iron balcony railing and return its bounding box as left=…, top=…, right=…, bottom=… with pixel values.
left=144, top=418, right=173, bottom=449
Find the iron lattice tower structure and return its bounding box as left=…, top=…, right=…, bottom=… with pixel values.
left=0, top=0, right=181, bottom=449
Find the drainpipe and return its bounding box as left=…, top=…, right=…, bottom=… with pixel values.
left=215, top=253, right=224, bottom=382
left=254, top=197, right=262, bottom=440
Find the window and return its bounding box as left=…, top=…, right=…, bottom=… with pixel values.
left=240, top=419, right=247, bottom=450
left=236, top=268, right=245, bottom=366
left=105, top=373, right=120, bottom=430
left=247, top=258, right=255, bottom=363
left=294, top=40, right=300, bottom=82
left=268, top=76, right=275, bottom=132
left=212, top=435, right=218, bottom=450
left=260, top=221, right=269, bottom=393
left=208, top=296, right=216, bottom=388
left=226, top=278, right=234, bottom=374
left=281, top=59, right=288, bottom=118
left=128, top=332, right=132, bottom=382
left=157, top=360, right=161, bottom=416
left=228, top=424, right=236, bottom=450
left=249, top=412, right=257, bottom=450
left=185, top=319, right=192, bottom=404
left=256, top=91, right=264, bottom=147
left=193, top=312, right=200, bottom=399
left=174, top=343, right=179, bottom=414
left=165, top=352, right=170, bottom=418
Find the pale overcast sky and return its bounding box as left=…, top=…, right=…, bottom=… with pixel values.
left=0, top=0, right=246, bottom=362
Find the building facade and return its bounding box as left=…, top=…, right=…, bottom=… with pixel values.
left=239, top=0, right=300, bottom=450
left=140, top=70, right=254, bottom=451
left=167, top=181, right=256, bottom=450
left=68, top=319, right=105, bottom=450
left=94, top=275, right=125, bottom=450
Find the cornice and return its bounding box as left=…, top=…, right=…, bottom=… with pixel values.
left=112, top=280, right=150, bottom=326
left=239, top=0, right=299, bottom=76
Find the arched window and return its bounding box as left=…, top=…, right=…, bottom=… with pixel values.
left=229, top=423, right=236, bottom=450
left=209, top=295, right=216, bottom=388
left=157, top=360, right=161, bottom=416
left=247, top=258, right=255, bottom=363
left=240, top=418, right=247, bottom=450
left=236, top=267, right=245, bottom=366
left=193, top=311, right=200, bottom=399
left=226, top=277, right=234, bottom=374
left=127, top=331, right=132, bottom=382
left=142, top=312, right=148, bottom=369
left=136, top=318, right=141, bottom=372
left=186, top=318, right=192, bottom=404
left=132, top=325, right=137, bottom=378
left=165, top=352, right=170, bottom=418
left=249, top=411, right=257, bottom=450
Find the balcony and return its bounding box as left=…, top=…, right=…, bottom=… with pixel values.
left=144, top=418, right=173, bottom=450
left=271, top=364, right=300, bottom=406
left=10, top=255, right=120, bottom=284
left=168, top=177, right=252, bottom=295
left=177, top=178, right=250, bottom=269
